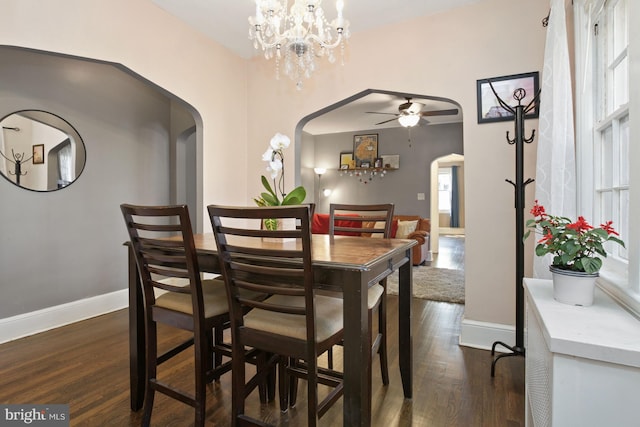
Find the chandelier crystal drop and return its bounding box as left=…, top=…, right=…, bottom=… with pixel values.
left=248, top=0, right=350, bottom=90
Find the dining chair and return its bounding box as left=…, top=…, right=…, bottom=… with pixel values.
left=208, top=204, right=344, bottom=427
left=328, top=203, right=395, bottom=385
left=121, top=204, right=263, bottom=426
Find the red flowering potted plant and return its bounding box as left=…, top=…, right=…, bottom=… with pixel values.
left=524, top=200, right=625, bottom=306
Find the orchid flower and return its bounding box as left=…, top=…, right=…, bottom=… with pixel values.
left=254, top=132, right=306, bottom=209
left=270, top=132, right=291, bottom=151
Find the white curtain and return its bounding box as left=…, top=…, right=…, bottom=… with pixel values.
left=58, top=142, right=73, bottom=186
left=533, top=0, right=577, bottom=278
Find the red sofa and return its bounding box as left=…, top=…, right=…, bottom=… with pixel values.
left=311, top=213, right=431, bottom=265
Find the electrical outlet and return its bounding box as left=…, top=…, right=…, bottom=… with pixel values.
left=417, top=193, right=425, bottom=200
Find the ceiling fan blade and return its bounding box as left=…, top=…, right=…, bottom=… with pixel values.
left=420, top=108, right=459, bottom=117
left=365, top=111, right=398, bottom=116
left=375, top=117, right=400, bottom=125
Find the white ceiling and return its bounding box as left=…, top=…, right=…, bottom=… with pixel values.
left=150, top=0, right=475, bottom=134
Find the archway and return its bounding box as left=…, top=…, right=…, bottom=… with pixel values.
left=294, top=89, right=463, bottom=219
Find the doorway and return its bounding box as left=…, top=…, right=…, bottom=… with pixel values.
left=430, top=153, right=465, bottom=254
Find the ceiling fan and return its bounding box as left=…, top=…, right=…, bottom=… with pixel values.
left=366, top=97, right=459, bottom=127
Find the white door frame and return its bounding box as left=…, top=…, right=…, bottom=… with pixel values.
left=430, top=153, right=465, bottom=253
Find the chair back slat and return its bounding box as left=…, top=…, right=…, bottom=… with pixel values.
left=121, top=204, right=206, bottom=319
left=329, top=203, right=395, bottom=237
left=208, top=205, right=315, bottom=342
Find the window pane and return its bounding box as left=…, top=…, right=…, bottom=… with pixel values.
left=439, top=191, right=451, bottom=213
left=619, top=115, right=629, bottom=186
left=613, top=57, right=628, bottom=108
left=618, top=189, right=629, bottom=260
left=600, top=191, right=613, bottom=223
left=600, top=126, right=613, bottom=188
left=613, top=0, right=628, bottom=57
left=438, top=169, right=451, bottom=213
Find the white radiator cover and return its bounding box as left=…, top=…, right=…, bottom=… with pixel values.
left=524, top=279, right=640, bottom=427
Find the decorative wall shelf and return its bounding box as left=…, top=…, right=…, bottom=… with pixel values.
left=338, top=167, right=398, bottom=172
left=338, top=167, right=398, bottom=184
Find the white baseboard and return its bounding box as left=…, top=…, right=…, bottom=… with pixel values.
left=459, top=317, right=516, bottom=352
left=439, top=227, right=465, bottom=235
left=0, top=289, right=128, bottom=344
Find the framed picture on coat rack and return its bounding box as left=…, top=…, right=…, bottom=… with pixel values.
left=476, top=71, right=540, bottom=124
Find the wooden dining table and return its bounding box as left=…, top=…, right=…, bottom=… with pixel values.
left=127, top=233, right=415, bottom=426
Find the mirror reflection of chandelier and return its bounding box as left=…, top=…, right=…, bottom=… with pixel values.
left=248, top=0, right=350, bottom=90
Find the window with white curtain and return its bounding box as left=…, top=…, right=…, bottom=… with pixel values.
left=438, top=167, right=452, bottom=213
left=57, top=141, right=73, bottom=187
left=575, top=0, right=638, bottom=312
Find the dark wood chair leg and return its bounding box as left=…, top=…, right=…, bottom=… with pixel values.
left=268, top=356, right=277, bottom=402
left=289, top=357, right=299, bottom=407
left=278, top=357, right=289, bottom=413
left=231, top=343, right=247, bottom=427
left=378, top=291, right=389, bottom=385
left=306, top=357, right=319, bottom=427
left=194, top=335, right=206, bottom=427
left=212, top=327, right=222, bottom=381
left=142, top=321, right=157, bottom=427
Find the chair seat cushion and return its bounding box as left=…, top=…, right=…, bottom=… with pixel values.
left=244, top=294, right=343, bottom=342
left=155, top=278, right=230, bottom=318
left=368, top=284, right=384, bottom=309
left=316, top=284, right=384, bottom=310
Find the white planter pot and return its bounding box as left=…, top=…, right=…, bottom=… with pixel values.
left=550, top=266, right=598, bottom=306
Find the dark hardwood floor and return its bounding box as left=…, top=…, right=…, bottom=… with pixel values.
left=431, top=235, right=465, bottom=270
left=0, top=234, right=524, bottom=426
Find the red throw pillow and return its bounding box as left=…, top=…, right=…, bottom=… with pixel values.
left=390, top=219, right=399, bottom=238
left=335, top=218, right=362, bottom=236
left=311, top=213, right=367, bottom=236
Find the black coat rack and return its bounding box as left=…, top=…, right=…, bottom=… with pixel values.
left=489, top=84, right=539, bottom=376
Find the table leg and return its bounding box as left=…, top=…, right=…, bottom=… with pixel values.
left=341, top=270, right=371, bottom=426
left=127, top=244, right=145, bottom=411
left=398, top=249, right=413, bottom=398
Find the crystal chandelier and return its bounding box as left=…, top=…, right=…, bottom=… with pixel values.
left=248, top=0, right=350, bottom=90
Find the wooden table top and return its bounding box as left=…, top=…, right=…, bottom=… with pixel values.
left=190, top=233, right=416, bottom=269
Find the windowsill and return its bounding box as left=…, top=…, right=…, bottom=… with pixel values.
left=525, top=278, right=640, bottom=368
left=597, top=269, right=640, bottom=320
left=595, top=254, right=640, bottom=318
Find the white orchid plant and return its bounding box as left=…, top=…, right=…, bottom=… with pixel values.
left=253, top=132, right=306, bottom=210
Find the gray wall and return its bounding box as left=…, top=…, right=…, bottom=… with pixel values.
left=0, top=47, right=189, bottom=318
left=303, top=123, right=463, bottom=216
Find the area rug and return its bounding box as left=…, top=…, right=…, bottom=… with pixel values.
left=386, top=266, right=465, bottom=304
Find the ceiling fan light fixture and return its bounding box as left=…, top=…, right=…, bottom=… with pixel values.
left=398, top=114, right=420, bottom=127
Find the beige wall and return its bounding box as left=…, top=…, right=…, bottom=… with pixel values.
left=1, top=0, right=549, bottom=338
left=246, top=0, right=548, bottom=329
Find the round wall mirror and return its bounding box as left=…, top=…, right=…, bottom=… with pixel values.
left=0, top=110, right=86, bottom=192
